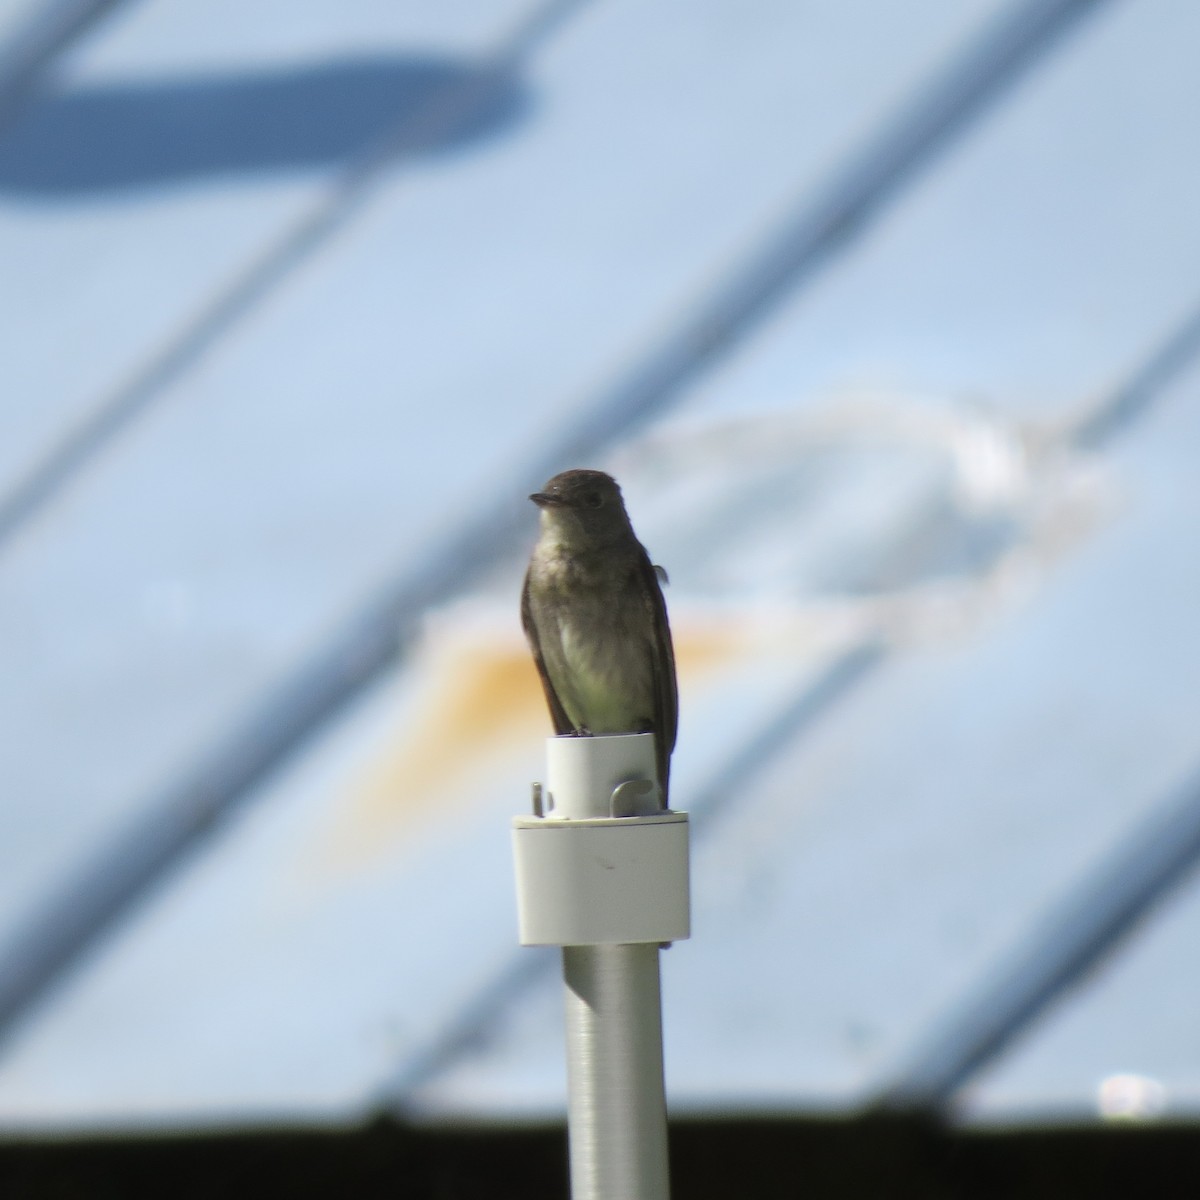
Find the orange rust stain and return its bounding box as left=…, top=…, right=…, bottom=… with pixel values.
left=326, top=643, right=545, bottom=855
left=674, top=624, right=750, bottom=680
left=314, top=618, right=759, bottom=873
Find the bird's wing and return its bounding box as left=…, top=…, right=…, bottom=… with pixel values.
left=520, top=568, right=575, bottom=735
left=637, top=546, right=678, bottom=798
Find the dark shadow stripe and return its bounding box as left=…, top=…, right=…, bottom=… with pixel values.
left=522, top=0, right=1109, bottom=471
left=686, top=641, right=886, bottom=826
left=0, top=7, right=557, bottom=546
left=0, top=0, right=130, bottom=127
left=0, top=58, right=529, bottom=193
left=1072, top=296, right=1200, bottom=450
left=866, top=293, right=1200, bottom=1114
left=873, top=761, right=1200, bottom=1114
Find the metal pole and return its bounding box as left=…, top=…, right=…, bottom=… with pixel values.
left=563, top=942, right=670, bottom=1200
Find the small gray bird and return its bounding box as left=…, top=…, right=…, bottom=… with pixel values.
left=521, top=469, right=677, bottom=804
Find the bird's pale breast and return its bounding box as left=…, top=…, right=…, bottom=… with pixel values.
left=530, top=547, right=653, bottom=734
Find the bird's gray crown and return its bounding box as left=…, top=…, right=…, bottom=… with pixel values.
left=530, top=469, right=624, bottom=512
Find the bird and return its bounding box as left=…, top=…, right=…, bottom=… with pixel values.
left=521, top=469, right=677, bottom=805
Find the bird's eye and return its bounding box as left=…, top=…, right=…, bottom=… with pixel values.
left=583, top=492, right=604, bottom=509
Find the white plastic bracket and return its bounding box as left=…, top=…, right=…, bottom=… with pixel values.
left=512, top=734, right=690, bottom=946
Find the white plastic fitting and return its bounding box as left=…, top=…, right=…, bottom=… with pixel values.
left=512, top=733, right=690, bottom=946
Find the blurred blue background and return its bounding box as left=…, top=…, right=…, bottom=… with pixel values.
left=2, top=0, right=1200, bottom=1144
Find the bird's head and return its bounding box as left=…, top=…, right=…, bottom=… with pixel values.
left=530, top=469, right=632, bottom=545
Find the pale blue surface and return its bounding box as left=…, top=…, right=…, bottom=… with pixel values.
left=2, top=0, right=1199, bottom=1133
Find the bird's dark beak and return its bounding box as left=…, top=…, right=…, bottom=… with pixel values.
left=530, top=492, right=564, bottom=508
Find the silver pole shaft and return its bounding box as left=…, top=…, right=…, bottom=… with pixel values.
left=563, top=942, right=670, bottom=1200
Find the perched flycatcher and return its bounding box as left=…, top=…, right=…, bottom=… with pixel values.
left=521, top=469, right=677, bottom=804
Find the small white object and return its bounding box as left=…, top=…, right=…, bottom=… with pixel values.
left=1097, top=1073, right=1168, bottom=1121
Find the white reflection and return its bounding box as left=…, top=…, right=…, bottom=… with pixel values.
left=1097, top=1072, right=1167, bottom=1121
